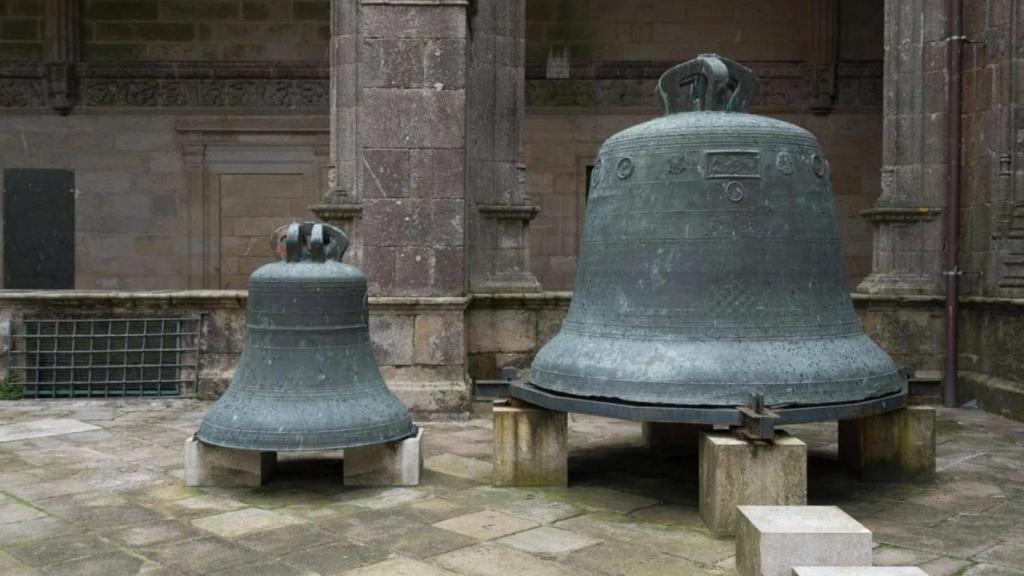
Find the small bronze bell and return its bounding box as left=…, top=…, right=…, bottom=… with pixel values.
left=197, top=222, right=416, bottom=451
left=529, top=54, right=905, bottom=409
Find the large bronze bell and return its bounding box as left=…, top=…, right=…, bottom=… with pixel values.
left=197, top=222, right=416, bottom=451
left=530, top=54, right=905, bottom=409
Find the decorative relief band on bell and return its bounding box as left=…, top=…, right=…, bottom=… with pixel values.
left=616, top=157, right=635, bottom=179
left=706, top=151, right=761, bottom=179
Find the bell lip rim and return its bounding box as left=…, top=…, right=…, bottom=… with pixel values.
left=509, top=381, right=908, bottom=426
left=194, top=422, right=418, bottom=452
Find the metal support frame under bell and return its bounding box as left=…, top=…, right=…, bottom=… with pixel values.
left=510, top=381, right=907, bottom=440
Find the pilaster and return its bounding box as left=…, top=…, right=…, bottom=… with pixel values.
left=467, top=0, right=541, bottom=293
left=857, top=0, right=949, bottom=296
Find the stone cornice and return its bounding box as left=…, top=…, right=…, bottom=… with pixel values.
left=477, top=204, right=540, bottom=221
left=0, top=61, right=329, bottom=112
left=860, top=206, right=943, bottom=223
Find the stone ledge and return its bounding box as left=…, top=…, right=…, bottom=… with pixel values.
left=959, top=371, right=1024, bottom=423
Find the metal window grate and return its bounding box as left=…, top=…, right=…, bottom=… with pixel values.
left=8, top=316, right=200, bottom=398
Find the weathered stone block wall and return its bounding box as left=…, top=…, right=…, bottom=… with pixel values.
left=525, top=0, right=810, bottom=63
left=0, top=291, right=570, bottom=415
left=0, top=115, right=188, bottom=289
left=467, top=293, right=570, bottom=381
left=0, top=0, right=44, bottom=61
left=0, top=115, right=329, bottom=290
left=81, top=0, right=329, bottom=61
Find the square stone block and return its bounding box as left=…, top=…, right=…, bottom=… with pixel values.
left=793, top=568, right=927, bottom=576
left=492, top=400, right=567, bottom=487
left=736, top=506, right=872, bottom=576
left=344, top=427, right=423, bottom=486
left=184, top=436, right=275, bottom=487
left=839, top=406, right=935, bottom=483
left=700, top=431, right=807, bottom=536
left=643, top=422, right=711, bottom=456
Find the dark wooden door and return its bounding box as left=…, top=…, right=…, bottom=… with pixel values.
left=3, top=169, right=75, bottom=289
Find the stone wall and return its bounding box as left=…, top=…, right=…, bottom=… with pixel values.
left=0, top=114, right=328, bottom=290
left=0, top=290, right=571, bottom=415
left=0, top=0, right=43, bottom=61
left=81, top=0, right=329, bottom=61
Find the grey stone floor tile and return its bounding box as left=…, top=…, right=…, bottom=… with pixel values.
left=142, top=536, right=265, bottom=576
left=280, top=541, right=390, bottom=575
left=39, top=550, right=145, bottom=576
left=104, top=520, right=204, bottom=548
left=0, top=517, right=77, bottom=547
left=0, top=550, right=36, bottom=576
left=7, top=534, right=116, bottom=567
left=564, top=540, right=710, bottom=575
left=234, top=522, right=338, bottom=555
left=431, top=542, right=596, bottom=576
left=555, top=512, right=734, bottom=566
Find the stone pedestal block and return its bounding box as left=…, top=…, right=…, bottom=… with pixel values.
left=643, top=422, right=711, bottom=456
left=344, top=427, right=423, bottom=486
left=839, top=406, right=935, bottom=483
left=793, top=568, right=927, bottom=576
left=184, top=436, right=275, bottom=487
left=737, top=506, right=872, bottom=576
left=699, top=431, right=807, bottom=536
left=493, top=400, right=568, bottom=487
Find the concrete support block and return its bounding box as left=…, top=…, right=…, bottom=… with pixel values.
left=839, top=406, right=936, bottom=483
left=344, top=428, right=424, bottom=486
left=736, top=506, right=872, bottom=576
left=493, top=400, right=567, bottom=487
left=642, top=422, right=711, bottom=456
left=793, top=568, right=928, bottom=576
left=184, top=435, right=275, bottom=487
left=699, top=431, right=807, bottom=536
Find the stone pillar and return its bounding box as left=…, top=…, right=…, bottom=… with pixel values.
left=327, top=0, right=474, bottom=413
left=857, top=0, right=948, bottom=296
left=184, top=436, right=275, bottom=487
left=492, top=399, right=568, bottom=486
left=344, top=428, right=423, bottom=486
left=839, top=406, right=936, bottom=483
left=642, top=422, right=711, bottom=457
left=699, top=432, right=807, bottom=537
left=466, top=0, right=541, bottom=293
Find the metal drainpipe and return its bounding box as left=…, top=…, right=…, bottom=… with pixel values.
left=943, top=0, right=965, bottom=409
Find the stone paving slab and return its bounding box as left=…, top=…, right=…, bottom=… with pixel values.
left=0, top=400, right=1020, bottom=575
left=0, top=419, right=99, bottom=443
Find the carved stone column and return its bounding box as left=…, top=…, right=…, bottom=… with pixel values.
left=323, top=0, right=472, bottom=413
left=856, top=0, right=948, bottom=296
left=467, top=0, right=541, bottom=293
left=43, top=0, right=79, bottom=113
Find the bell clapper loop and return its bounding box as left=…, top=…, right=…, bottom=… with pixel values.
left=656, top=53, right=759, bottom=115
left=309, top=224, right=326, bottom=262
left=284, top=222, right=303, bottom=263
left=270, top=221, right=349, bottom=263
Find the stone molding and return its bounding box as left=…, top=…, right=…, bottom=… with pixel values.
left=524, top=61, right=881, bottom=112
left=0, top=61, right=329, bottom=112
left=0, top=60, right=880, bottom=113
left=477, top=205, right=541, bottom=221
left=860, top=206, right=943, bottom=224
